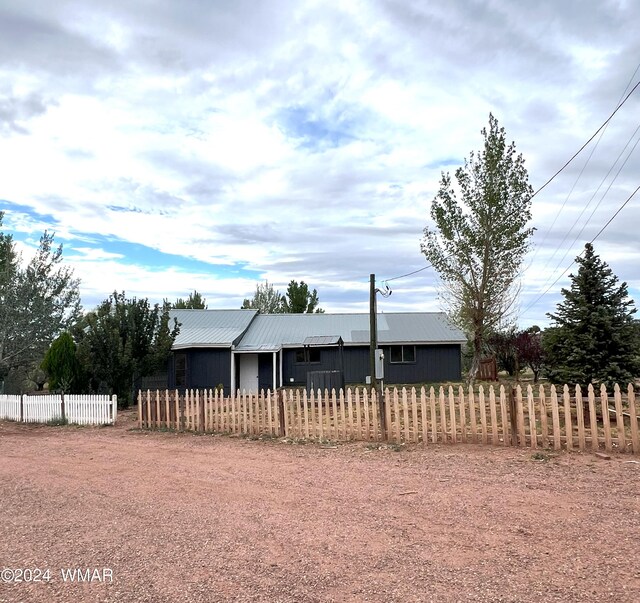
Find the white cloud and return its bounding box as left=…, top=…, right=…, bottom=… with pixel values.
left=0, top=0, right=639, bottom=328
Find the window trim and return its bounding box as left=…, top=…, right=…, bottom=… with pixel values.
left=294, top=347, right=321, bottom=364
left=175, top=352, right=187, bottom=386
left=389, top=345, right=416, bottom=364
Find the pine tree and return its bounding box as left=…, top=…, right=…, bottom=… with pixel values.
left=544, top=243, right=640, bottom=387
left=282, top=280, right=323, bottom=313
left=41, top=332, right=80, bottom=393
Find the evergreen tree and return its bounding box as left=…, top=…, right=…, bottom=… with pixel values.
left=41, top=332, right=80, bottom=392
left=282, top=280, right=324, bottom=313
left=544, top=243, right=639, bottom=387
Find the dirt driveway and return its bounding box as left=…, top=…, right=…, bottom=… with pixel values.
left=0, top=410, right=638, bottom=603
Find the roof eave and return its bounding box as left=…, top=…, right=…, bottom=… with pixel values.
left=172, top=343, right=232, bottom=350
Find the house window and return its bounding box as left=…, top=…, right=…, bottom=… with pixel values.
left=294, top=348, right=321, bottom=364
left=175, top=353, right=187, bottom=387
left=389, top=345, right=416, bottom=364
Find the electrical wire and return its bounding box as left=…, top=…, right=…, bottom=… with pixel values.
left=520, top=183, right=640, bottom=318
left=543, top=127, right=640, bottom=283
left=526, top=77, right=640, bottom=273
left=381, top=73, right=640, bottom=302
left=524, top=67, right=640, bottom=293
left=381, top=264, right=433, bottom=283
left=530, top=79, right=640, bottom=201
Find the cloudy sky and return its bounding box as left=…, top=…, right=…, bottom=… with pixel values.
left=1, top=0, right=638, bottom=327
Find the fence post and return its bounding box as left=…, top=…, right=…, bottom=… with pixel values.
left=112, top=395, right=118, bottom=424
left=508, top=387, right=518, bottom=446
left=20, top=394, right=24, bottom=422
left=61, top=392, right=66, bottom=423
left=179, top=393, right=186, bottom=432
left=277, top=390, right=286, bottom=436
left=379, top=387, right=387, bottom=440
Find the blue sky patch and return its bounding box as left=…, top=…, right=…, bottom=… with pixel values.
left=275, top=106, right=355, bottom=149
left=0, top=199, right=59, bottom=225
left=424, top=158, right=462, bottom=170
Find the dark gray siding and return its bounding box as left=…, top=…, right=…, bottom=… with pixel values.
left=383, top=344, right=461, bottom=383
left=283, top=344, right=461, bottom=385
left=168, top=348, right=231, bottom=392
left=168, top=343, right=461, bottom=391
left=283, top=347, right=363, bottom=385
left=258, top=354, right=274, bottom=391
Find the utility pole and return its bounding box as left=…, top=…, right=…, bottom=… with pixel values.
left=369, top=273, right=387, bottom=437
left=369, top=273, right=378, bottom=393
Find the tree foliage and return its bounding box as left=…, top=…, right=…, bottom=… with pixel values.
left=544, top=243, right=639, bottom=388
left=488, top=326, right=545, bottom=382
left=421, top=114, right=534, bottom=382
left=41, top=332, right=80, bottom=392
left=516, top=327, right=544, bottom=383
left=241, top=280, right=324, bottom=314
left=173, top=290, right=207, bottom=309
left=241, top=281, right=284, bottom=313
left=0, top=213, right=81, bottom=391
left=76, top=292, right=179, bottom=405
left=282, top=280, right=324, bottom=313
left=488, top=328, right=519, bottom=376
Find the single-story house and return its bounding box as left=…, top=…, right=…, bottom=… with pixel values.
left=166, top=310, right=466, bottom=393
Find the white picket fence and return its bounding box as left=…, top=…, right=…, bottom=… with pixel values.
left=0, top=394, right=117, bottom=425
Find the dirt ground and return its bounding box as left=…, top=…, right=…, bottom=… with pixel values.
left=0, top=410, right=638, bottom=603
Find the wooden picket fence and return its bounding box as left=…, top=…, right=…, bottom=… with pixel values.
left=0, top=394, right=118, bottom=425
left=138, top=383, right=640, bottom=454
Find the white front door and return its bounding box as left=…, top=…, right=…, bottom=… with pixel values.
left=239, top=354, right=259, bottom=393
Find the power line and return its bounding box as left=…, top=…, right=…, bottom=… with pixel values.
left=530, top=79, right=640, bottom=201
left=532, top=115, right=611, bottom=269
left=382, top=75, right=640, bottom=298
left=542, top=127, right=640, bottom=284
left=381, top=264, right=433, bottom=283
left=520, top=183, right=640, bottom=318
left=526, top=69, right=640, bottom=290
left=590, top=183, right=640, bottom=243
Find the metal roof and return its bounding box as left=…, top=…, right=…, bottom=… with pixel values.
left=234, top=312, right=466, bottom=352
left=170, top=309, right=258, bottom=349
left=302, top=335, right=343, bottom=346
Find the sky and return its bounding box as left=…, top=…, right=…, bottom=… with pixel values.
left=0, top=0, right=639, bottom=328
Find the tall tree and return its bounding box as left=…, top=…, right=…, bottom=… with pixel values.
left=282, top=280, right=324, bottom=313
left=0, top=213, right=19, bottom=387
left=544, top=243, right=639, bottom=387
left=241, top=281, right=285, bottom=314
left=0, top=215, right=81, bottom=392
left=173, top=290, right=207, bottom=309
left=76, top=292, right=179, bottom=405
left=421, top=114, right=534, bottom=382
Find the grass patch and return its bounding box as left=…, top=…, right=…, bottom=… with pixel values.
left=531, top=451, right=550, bottom=462
left=364, top=442, right=405, bottom=452
left=46, top=416, right=69, bottom=426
